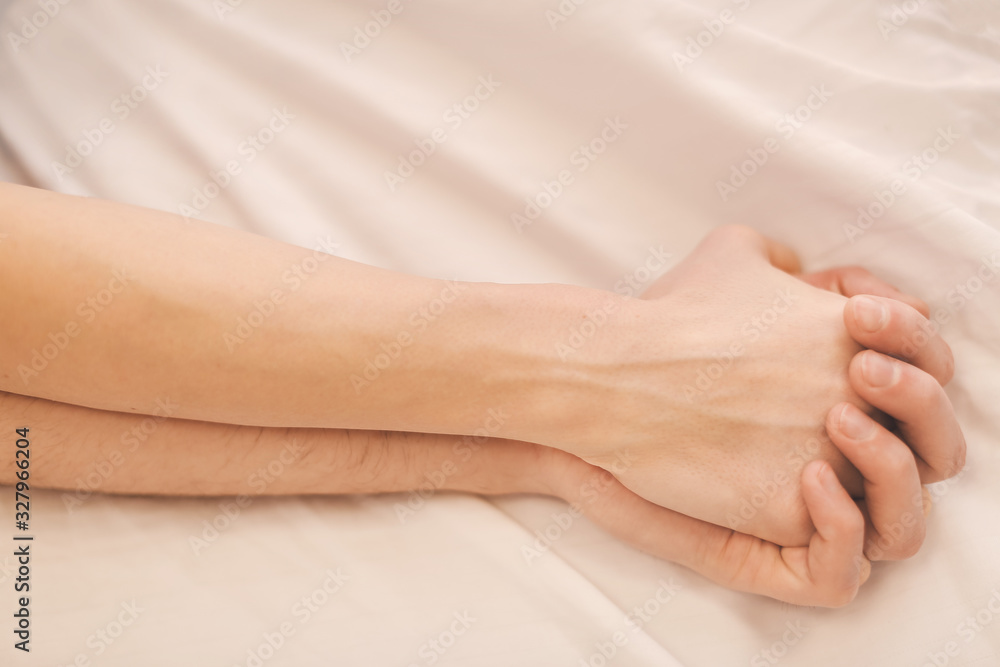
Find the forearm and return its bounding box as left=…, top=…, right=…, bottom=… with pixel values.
left=0, top=183, right=620, bottom=442
left=0, top=390, right=557, bottom=498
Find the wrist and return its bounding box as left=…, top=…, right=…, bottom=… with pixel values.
left=423, top=280, right=634, bottom=451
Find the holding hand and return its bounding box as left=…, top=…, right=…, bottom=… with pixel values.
left=560, top=226, right=963, bottom=549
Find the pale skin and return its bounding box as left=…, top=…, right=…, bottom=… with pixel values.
left=0, top=182, right=965, bottom=606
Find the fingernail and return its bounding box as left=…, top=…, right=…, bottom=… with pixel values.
left=839, top=403, right=876, bottom=440
left=819, top=463, right=841, bottom=495
left=922, top=488, right=933, bottom=517
left=862, top=352, right=898, bottom=388
left=854, top=296, right=887, bottom=333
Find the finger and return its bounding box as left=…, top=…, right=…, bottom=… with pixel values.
left=850, top=350, right=966, bottom=483
left=762, top=237, right=802, bottom=274
left=728, top=461, right=868, bottom=608
left=845, top=295, right=954, bottom=385
left=800, top=267, right=930, bottom=317
left=701, top=225, right=802, bottom=273
left=571, top=464, right=865, bottom=607
left=799, top=461, right=870, bottom=601
left=826, top=402, right=926, bottom=560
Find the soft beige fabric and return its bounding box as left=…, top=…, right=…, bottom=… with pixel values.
left=1, top=0, right=998, bottom=665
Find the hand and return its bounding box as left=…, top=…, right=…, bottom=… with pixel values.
left=562, top=225, right=963, bottom=548
left=539, top=331, right=959, bottom=606
left=793, top=263, right=963, bottom=559
left=543, top=445, right=873, bottom=607
left=563, top=225, right=871, bottom=546
left=829, top=292, right=965, bottom=559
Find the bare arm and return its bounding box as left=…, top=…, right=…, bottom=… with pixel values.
left=0, top=182, right=600, bottom=442
left=0, top=184, right=965, bottom=549
left=0, top=390, right=549, bottom=499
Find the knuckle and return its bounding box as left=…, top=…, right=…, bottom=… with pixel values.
left=868, top=517, right=926, bottom=561
left=827, top=504, right=866, bottom=543
left=821, top=583, right=859, bottom=608
left=939, top=435, right=967, bottom=480
left=940, top=348, right=956, bottom=385
left=881, top=443, right=917, bottom=478
left=711, top=224, right=760, bottom=244
left=898, top=367, right=941, bottom=412
left=887, top=526, right=926, bottom=561
left=843, top=266, right=874, bottom=281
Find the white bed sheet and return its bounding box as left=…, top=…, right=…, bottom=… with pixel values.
left=1, top=0, right=998, bottom=665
